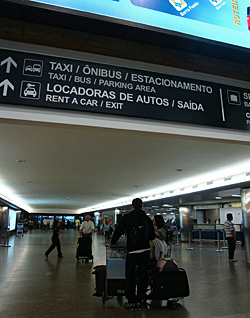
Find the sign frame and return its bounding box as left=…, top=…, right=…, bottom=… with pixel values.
left=1, top=42, right=250, bottom=132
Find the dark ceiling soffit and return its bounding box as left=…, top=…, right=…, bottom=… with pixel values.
left=0, top=197, right=24, bottom=211
left=0, top=0, right=249, bottom=65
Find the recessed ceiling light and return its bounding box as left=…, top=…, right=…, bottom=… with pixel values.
left=215, top=197, right=222, bottom=199
left=232, top=194, right=241, bottom=197
left=16, top=160, right=26, bottom=163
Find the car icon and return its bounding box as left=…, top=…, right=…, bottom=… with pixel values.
left=24, top=84, right=37, bottom=97
left=25, top=65, right=33, bottom=72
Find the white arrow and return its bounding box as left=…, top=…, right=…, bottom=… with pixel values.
left=0, top=79, right=15, bottom=96
left=0, top=57, right=17, bottom=73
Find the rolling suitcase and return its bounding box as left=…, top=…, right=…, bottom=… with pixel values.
left=92, top=265, right=106, bottom=296
left=147, top=268, right=190, bottom=308
left=76, top=235, right=93, bottom=262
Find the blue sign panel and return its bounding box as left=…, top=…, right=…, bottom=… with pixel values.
left=17, top=0, right=250, bottom=49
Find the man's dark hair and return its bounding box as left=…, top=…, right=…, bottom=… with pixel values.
left=227, top=213, right=233, bottom=220
left=132, top=198, right=143, bottom=210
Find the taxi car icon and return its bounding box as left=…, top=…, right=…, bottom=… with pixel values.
left=25, top=64, right=41, bottom=73
left=24, top=84, right=37, bottom=97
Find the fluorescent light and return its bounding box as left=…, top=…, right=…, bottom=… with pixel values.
left=215, top=197, right=222, bottom=200
left=232, top=194, right=241, bottom=198
left=78, top=162, right=250, bottom=213
left=0, top=179, right=32, bottom=212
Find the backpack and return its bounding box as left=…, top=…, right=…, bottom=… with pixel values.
left=128, top=215, right=149, bottom=249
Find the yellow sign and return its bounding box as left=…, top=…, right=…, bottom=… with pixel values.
left=230, top=202, right=242, bottom=208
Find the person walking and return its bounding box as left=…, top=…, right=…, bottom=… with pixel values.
left=75, top=218, right=80, bottom=231
left=80, top=215, right=95, bottom=237
left=45, top=221, right=63, bottom=258
left=110, top=198, right=155, bottom=311
left=103, top=220, right=111, bottom=241
left=224, top=213, right=237, bottom=262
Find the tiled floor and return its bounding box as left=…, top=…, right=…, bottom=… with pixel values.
left=0, top=229, right=250, bottom=318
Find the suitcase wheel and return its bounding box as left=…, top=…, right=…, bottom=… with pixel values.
left=167, top=300, right=177, bottom=310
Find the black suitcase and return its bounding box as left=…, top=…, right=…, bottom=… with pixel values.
left=76, top=236, right=93, bottom=260
left=92, top=265, right=106, bottom=296
left=147, top=268, right=190, bottom=300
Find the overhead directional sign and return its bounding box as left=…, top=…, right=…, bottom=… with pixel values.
left=0, top=48, right=250, bottom=131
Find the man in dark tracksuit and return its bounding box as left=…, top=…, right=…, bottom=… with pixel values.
left=45, top=221, right=63, bottom=258
left=111, top=198, right=155, bottom=311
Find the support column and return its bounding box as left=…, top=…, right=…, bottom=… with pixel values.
left=1, top=207, right=10, bottom=247
left=179, top=206, right=193, bottom=241
left=241, top=189, right=250, bottom=264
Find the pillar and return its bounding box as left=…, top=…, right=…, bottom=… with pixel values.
left=241, top=189, right=250, bottom=264
left=179, top=206, right=193, bottom=241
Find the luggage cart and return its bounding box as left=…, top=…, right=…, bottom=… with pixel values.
left=16, top=222, right=24, bottom=237
left=76, top=234, right=94, bottom=264
left=102, top=244, right=127, bottom=304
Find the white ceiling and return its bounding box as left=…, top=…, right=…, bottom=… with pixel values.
left=1, top=113, right=250, bottom=214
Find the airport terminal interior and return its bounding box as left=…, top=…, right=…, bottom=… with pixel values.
left=1, top=228, right=250, bottom=318
left=1, top=0, right=250, bottom=317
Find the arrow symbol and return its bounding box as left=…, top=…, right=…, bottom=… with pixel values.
left=0, top=79, right=15, bottom=96
left=0, top=57, right=18, bottom=73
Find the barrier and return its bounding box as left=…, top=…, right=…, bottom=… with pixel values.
left=215, top=230, right=223, bottom=253
left=175, top=230, right=181, bottom=246
left=198, top=229, right=204, bottom=248
left=187, top=230, right=194, bottom=250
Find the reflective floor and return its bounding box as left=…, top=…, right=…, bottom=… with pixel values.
left=0, top=229, right=250, bottom=318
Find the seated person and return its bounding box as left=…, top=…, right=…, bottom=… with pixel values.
left=153, top=215, right=167, bottom=242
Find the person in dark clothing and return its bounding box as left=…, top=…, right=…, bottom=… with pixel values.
left=45, top=221, right=63, bottom=258
left=110, top=198, right=155, bottom=311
